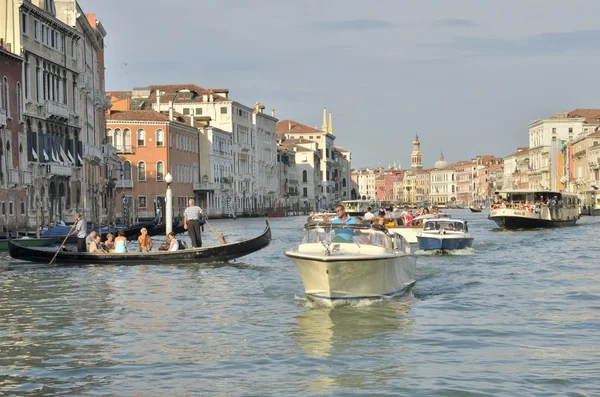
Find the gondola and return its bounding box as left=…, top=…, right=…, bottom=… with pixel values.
left=8, top=221, right=271, bottom=265
left=469, top=206, right=482, bottom=213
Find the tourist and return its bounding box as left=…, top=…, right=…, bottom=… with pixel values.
left=332, top=205, right=357, bottom=242
left=167, top=231, right=179, bottom=251
left=85, top=230, right=97, bottom=247
left=363, top=207, right=375, bottom=220
left=104, top=233, right=115, bottom=252
left=114, top=229, right=128, bottom=253
left=88, top=235, right=105, bottom=253
left=69, top=213, right=87, bottom=253
left=183, top=199, right=204, bottom=248
left=137, top=227, right=153, bottom=252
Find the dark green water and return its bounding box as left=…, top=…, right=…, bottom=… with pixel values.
left=1, top=211, right=599, bottom=396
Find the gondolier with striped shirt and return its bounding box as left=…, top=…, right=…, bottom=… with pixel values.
left=184, top=199, right=204, bottom=248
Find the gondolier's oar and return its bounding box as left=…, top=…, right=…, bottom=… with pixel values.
left=49, top=225, right=75, bottom=265
left=205, top=220, right=227, bottom=244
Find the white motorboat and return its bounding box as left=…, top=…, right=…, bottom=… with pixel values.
left=489, top=190, right=579, bottom=229
left=285, top=223, right=416, bottom=307
left=417, top=218, right=474, bottom=251
left=387, top=213, right=450, bottom=250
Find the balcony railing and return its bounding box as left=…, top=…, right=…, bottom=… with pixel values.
left=45, top=100, right=70, bottom=120
left=7, top=168, right=19, bottom=185
left=102, top=143, right=118, bottom=159
left=115, top=180, right=133, bottom=188
left=0, top=109, right=6, bottom=128
left=24, top=101, right=44, bottom=118
left=46, top=163, right=72, bottom=177
left=193, top=182, right=214, bottom=191
left=288, top=179, right=299, bottom=185
left=20, top=170, right=32, bottom=185
left=240, top=142, right=252, bottom=152
left=83, top=144, right=103, bottom=162
left=115, top=145, right=135, bottom=154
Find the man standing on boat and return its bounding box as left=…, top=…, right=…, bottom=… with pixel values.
left=184, top=199, right=204, bottom=248
left=364, top=207, right=375, bottom=221
left=69, top=213, right=87, bottom=253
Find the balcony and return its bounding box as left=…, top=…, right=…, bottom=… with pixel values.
left=589, top=161, right=600, bottom=170
left=46, top=163, right=73, bottom=177
left=94, top=89, right=112, bottom=109
left=24, top=101, right=44, bottom=118
left=288, top=178, right=299, bottom=185
left=45, top=100, right=70, bottom=121
left=7, top=169, right=19, bottom=186
left=0, top=109, right=6, bottom=128
left=20, top=170, right=32, bottom=185
left=83, top=144, right=103, bottom=163
left=115, top=145, right=135, bottom=154
left=220, top=183, right=231, bottom=191
left=240, top=142, right=252, bottom=152
left=194, top=182, right=214, bottom=191
left=102, top=143, right=118, bottom=160
left=115, top=180, right=133, bottom=188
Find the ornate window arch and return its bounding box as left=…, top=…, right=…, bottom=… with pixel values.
left=138, top=161, right=146, bottom=181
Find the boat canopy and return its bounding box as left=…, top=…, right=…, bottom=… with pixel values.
left=423, top=219, right=468, bottom=232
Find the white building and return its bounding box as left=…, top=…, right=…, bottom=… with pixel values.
left=429, top=153, right=456, bottom=205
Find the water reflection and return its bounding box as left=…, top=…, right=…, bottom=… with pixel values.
left=291, top=299, right=415, bottom=392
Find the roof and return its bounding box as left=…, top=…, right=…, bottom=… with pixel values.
left=504, top=147, right=530, bottom=158
left=587, top=130, right=600, bottom=138
left=107, top=91, right=130, bottom=100
left=277, top=119, right=324, bottom=134
left=568, top=109, right=600, bottom=124
left=144, top=84, right=231, bottom=104
left=106, top=110, right=196, bottom=128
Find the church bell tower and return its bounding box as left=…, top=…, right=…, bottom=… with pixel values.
left=411, top=134, right=423, bottom=172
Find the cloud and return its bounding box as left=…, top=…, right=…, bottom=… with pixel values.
left=436, top=18, right=478, bottom=28
left=444, top=30, right=600, bottom=57
left=315, top=19, right=395, bottom=31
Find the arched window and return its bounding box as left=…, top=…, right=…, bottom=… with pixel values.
left=156, top=129, right=164, bottom=147
left=123, top=128, right=131, bottom=149
left=2, top=77, right=8, bottom=112
left=106, top=129, right=113, bottom=145
left=302, top=170, right=308, bottom=183
left=156, top=161, right=164, bottom=181
left=16, top=82, right=22, bottom=120
left=113, top=128, right=121, bottom=149
left=137, top=129, right=146, bottom=146
left=138, top=161, right=146, bottom=181
left=123, top=161, right=132, bottom=180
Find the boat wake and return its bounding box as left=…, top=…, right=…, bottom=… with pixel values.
left=414, top=247, right=476, bottom=256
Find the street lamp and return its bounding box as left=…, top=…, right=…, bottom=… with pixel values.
left=165, top=172, right=173, bottom=234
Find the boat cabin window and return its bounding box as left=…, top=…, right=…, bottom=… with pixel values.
left=301, top=224, right=391, bottom=248
left=423, top=220, right=465, bottom=231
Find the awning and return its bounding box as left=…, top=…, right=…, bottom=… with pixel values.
left=42, top=149, right=49, bottom=161
left=32, top=147, right=38, bottom=160
left=60, top=148, right=70, bottom=164
left=67, top=150, right=75, bottom=163
left=51, top=150, right=58, bottom=162
left=77, top=153, right=83, bottom=165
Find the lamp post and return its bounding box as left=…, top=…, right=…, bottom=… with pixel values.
left=165, top=172, right=173, bottom=234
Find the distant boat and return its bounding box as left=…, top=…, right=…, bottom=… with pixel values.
left=488, top=190, right=579, bottom=229
left=469, top=206, right=483, bottom=213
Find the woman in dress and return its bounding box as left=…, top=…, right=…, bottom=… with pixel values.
left=167, top=232, right=179, bottom=251
left=114, top=229, right=128, bottom=253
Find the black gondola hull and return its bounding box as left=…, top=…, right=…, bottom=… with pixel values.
left=8, top=222, right=271, bottom=265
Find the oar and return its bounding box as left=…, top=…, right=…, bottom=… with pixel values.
left=205, top=220, right=227, bottom=244
left=49, top=225, right=75, bottom=265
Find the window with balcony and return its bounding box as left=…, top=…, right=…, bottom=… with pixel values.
left=157, top=161, right=164, bottom=181
left=123, top=161, right=132, bottom=180
left=138, top=161, right=146, bottom=181
left=137, top=129, right=146, bottom=147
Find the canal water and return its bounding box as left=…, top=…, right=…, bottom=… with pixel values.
left=1, top=211, right=599, bottom=396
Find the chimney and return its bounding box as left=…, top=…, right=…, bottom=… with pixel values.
left=156, top=89, right=161, bottom=109
left=190, top=109, right=194, bottom=127
left=208, top=91, right=214, bottom=102
left=288, top=120, right=291, bottom=130
left=202, top=93, right=208, bottom=102
left=271, top=108, right=275, bottom=117
left=169, top=100, right=174, bottom=120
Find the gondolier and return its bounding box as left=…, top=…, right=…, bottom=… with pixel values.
left=69, top=213, right=87, bottom=252
left=184, top=199, right=204, bottom=247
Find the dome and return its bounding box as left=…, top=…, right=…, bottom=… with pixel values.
left=434, top=151, right=448, bottom=169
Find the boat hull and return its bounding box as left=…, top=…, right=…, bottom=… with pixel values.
left=0, top=237, right=62, bottom=251
left=387, top=227, right=421, bottom=249
left=286, top=252, right=416, bottom=306
left=417, top=235, right=473, bottom=251
left=8, top=221, right=271, bottom=265
left=488, top=215, right=577, bottom=229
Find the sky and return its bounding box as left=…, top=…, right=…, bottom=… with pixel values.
left=79, top=0, right=600, bottom=169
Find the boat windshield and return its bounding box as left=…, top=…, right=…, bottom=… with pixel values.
left=423, top=220, right=466, bottom=232
left=301, top=223, right=392, bottom=248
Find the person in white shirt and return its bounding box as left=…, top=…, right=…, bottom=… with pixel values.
left=363, top=207, right=375, bottom=221
left=167, top=232, right=179, bottom=251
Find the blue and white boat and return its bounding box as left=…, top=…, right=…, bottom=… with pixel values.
left=417, top=218, right=473, bottom=251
